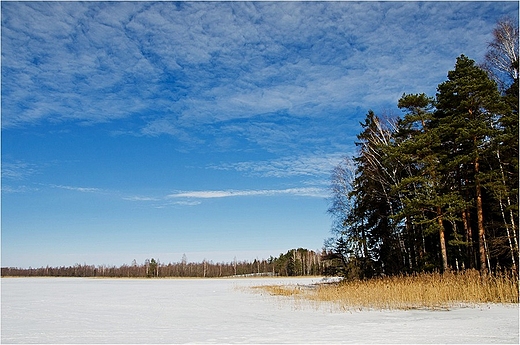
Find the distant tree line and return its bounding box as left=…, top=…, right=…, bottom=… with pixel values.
left=1, top=249, right=332, bottom=278
left=325, top=18, right=518, bottom=279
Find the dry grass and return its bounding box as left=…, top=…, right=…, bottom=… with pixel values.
left=252, top=284, right=306, bottom=296
left=255, top=270, right=519, bottom=311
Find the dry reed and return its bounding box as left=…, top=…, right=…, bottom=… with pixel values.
left=256, top=270, right=519, bottom=310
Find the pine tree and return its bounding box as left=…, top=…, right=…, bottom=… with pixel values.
left=395, top=93, right=454, bottom=272
left=435, top=55, right=507, bottom=272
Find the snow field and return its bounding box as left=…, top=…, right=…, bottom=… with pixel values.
left=1, top=277, right=518, bottom=343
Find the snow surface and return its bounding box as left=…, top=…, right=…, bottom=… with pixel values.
left=1, top=277, right=518, bottom=344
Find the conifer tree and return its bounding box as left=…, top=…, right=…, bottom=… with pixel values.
left=395, top=93, right=453, bottom=271
left=327, top=21, right=518, bottom=276
left=434, top=55, right=507, bottom=272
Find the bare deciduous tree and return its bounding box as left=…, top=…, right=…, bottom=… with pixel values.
left=483, top=17, right=519, bottom=90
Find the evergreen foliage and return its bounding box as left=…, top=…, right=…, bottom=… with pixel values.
left=327, top=52, right=518, bottom=278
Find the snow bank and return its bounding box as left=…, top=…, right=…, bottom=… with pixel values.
left=1, top=277, right=518, bottom=343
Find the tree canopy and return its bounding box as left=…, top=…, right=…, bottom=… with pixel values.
left=327, top=20, right=518, bottom=278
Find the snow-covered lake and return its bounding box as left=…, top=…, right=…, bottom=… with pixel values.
left=1, top=277, right=518, bottom=343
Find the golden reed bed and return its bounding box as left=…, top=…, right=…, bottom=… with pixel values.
left=255, top=270, right=519, bottom=310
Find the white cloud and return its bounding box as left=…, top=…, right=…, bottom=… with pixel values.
left=211, top=152, right=348, bottom=178
left=1, top=185, right=39, bottom=194
left=121, top=187, right=328, bottom=207
left=168, top=190, right=240, bottom=199
left=2, top=1, right=514, bottom=130
left=51, top=185, right=103, bottom=193
left=167, top=187, right=328, bottom=199
left=169, top=200, right=202, bottom=207
left=2, top=161, right=38, bottom=180
left=122, top=196, right=160, bottom=202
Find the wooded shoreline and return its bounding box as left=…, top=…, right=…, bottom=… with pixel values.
left=1, top=248, right=331, bottom=278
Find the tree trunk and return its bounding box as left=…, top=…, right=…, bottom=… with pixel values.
left=498, top=195, right=517, bottom=271
left=497, top=149, right=519, bottom=271
left=475, top=157, right=488, bottom=272
left=437, top=206, right=449, bottom=271
left=461, top=208, right=475, bottom=269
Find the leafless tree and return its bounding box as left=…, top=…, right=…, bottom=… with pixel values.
left=483, top=17, right=519, bottom=90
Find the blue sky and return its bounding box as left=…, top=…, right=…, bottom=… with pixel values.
left=2, top=1, right=517, bottom=268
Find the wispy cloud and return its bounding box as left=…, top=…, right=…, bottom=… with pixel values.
left=122, top=196, right=161, bottom=202
left=122, top=195, right=204, bottom=207
left=210, top=152, right=347, bottom=178
left=2, top=161, right=38, bottom=180
left=168, top=200, right=202, bottom=207
left=51, top=185, right=103, bottom=193
left=2, top=161, right=41, bottom=194
left=167, top=187, right=328, bottom=199
left=1, top=185, right=39, bottom=194
left=2, top=1, right=515, bottom=154
left=146, top=200, right=203, bottom=209
left=122, top=187, right=328, bottom=207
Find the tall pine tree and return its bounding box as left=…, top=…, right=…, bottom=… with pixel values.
left=432, top=55, right=507, bottom=272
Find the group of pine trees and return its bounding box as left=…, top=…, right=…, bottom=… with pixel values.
left=1, top=248, right=330, bottom=278
left=326, top=19, right=518, bottom=279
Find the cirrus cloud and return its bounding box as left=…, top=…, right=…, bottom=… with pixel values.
left=167, top=187, right=328, bottom=199
left=3, top=1, right=515, bottom=155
